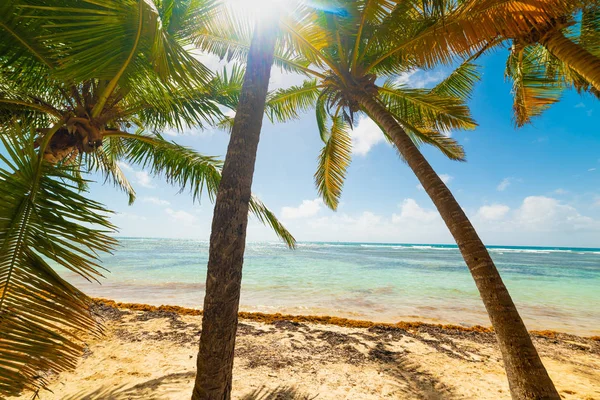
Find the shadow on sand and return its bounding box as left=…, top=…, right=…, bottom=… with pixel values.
left=61, top=373, right=315, bottom=400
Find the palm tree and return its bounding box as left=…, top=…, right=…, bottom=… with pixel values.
left=191, top=10, right=281, bottom=398
left=401, top=0, right=600, bottom=126
left=0, top=1, right=293, bottom=396
left=193, top=1, right=591, bottom=397
left=523, top=0, right=600, bottom=93
left=502, top=1, right=600, bottom=126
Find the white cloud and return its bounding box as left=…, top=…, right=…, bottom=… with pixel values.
left=476, top=204, right=510, bottom=221
left=497, top=178, right=511, bottom=192
left=117, top=161, right=155, bottom=189
left=589, top=168, right=597, bottom=172
left=281, top=198, right=323, bottom=219
left=395, top=69, right=418, bottom=85
left=554, top=188, right=568, bottom=195
left=392, top=199, right=440, bottom=223
left=117, top=161, right=133, bottom=172
left=135, top=171, right=155, bottom=189
left=470, top=197, right=599, bottom=238
left=395, top=69, right=446, bottom=88
left=512, top=196, right=597, bottom=232
left=113, top=212, right=146, bottom=221
left=575, top=102, right=586, bottom=108
left=417, top=174, right=452, bottom=190
left=290, top=199, right=449, bottom=243
left=351, top=116, right=386, bottom=156
left=276, top=195, right=600, bottom=247
left=142, top=196, right=170, bottom=206
left=165, top=208, right=197, bottom=226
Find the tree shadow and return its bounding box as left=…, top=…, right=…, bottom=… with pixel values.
left=369, top=343, right=454, bottom=399
left=241, top=386, right=318, bottom=400
left=62, top=372, right=195, bottom=399
left=61, top=375, right=316, bottom=400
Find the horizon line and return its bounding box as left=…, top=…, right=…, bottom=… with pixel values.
left=110, top=236, right=600, bottom=251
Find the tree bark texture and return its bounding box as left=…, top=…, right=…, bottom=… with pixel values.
left=192, top=19, right=278, bottom=400
left=541, top=29, right=600, bottom=93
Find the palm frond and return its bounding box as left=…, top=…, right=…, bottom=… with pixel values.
left=280, top=7, right=336, bottom=72
left=579, top=3, right=600, bottom=56
left=191, top=6, right=323, bottom=78
left=506, top=44, right=563, bottom=126
left=378, top=82, right=477, bottom=132
left=112, top=131, right=223, bottom=203
left=125, top=74, right=223, bottom=132
left=267, top=79, right=321, bottom=123
left=87, top=143, right=136, bottom=206
left=0, top=126, right=116, bottom=397
left=0, top=1, right=56, bottom=72
left=366, top=0, right=573, bottom=72
left=431, top=62, right=481, bottom=100
left=351, top=0, right=399, bottom=69
left=248, top=197, right=296, bottom=249
left=315, top=115, right=352, bottom=210
left=19, top=0, right=213, bottom=118
left=396, top=118, right=466, bottom=161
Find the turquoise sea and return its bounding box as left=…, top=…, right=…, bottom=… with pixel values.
left=66, top=239, right=600, bottom=336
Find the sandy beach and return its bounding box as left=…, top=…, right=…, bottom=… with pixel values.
left=14, top=300, right=600, bottom=400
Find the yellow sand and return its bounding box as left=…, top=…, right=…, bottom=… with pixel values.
left=14, top=304, right=600, bottom=400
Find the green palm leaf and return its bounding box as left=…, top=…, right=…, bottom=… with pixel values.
left=506, top=44, right=563, bottom=126
left=580, top=3, right=600, bottom=56
left=267, top=79, right=321, bottom=123
left=395, top=118, right=466, bottom=161
left=431, top=61, right=481, bottom=100
left=0, top=126, right=116, bottom=397
left=248, top=196, right=296, bottom=249
left=379, top=82, right=477, bottom=132
left=88, top=145, right=137, bottom=206
left=315, top=115, right=352, bottom=210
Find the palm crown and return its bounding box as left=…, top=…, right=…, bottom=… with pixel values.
left=503, top=1, right=600, bottom=125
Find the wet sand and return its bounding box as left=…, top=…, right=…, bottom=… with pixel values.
left=15, top=300, right=600, bottom=400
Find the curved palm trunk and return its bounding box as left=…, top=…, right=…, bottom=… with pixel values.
left=540, top=29, right=600, bottom=92
left=192, top=20, right=277, bottom=400
left=359, top=95, right=560, bottom=400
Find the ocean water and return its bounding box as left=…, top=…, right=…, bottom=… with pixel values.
left=64, top=239, right=600, bottom=336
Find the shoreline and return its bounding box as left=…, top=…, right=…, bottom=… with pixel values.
left=93, top=298, right=600, bottom=342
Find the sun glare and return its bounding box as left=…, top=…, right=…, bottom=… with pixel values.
left=223, top=0, right=295, bottom=21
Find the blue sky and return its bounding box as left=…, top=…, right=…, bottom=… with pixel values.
left=89, top=49, right=600, bottom=248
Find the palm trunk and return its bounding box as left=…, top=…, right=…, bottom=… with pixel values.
left=191, top=19, right=277, bottom=400
left=359, top=95, right=560, bottom=400
left=540, top=29, right=600, bottom=92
